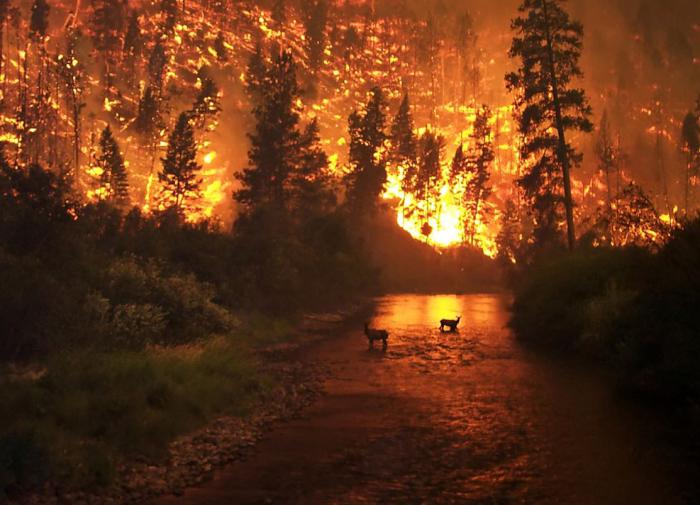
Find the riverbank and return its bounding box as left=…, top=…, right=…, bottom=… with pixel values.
left=509, top=220, right=700, bottom=410
left=3, top=301, right=372, bottom=505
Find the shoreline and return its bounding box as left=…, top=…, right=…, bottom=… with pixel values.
left=9, top=299, right=374, bottom=505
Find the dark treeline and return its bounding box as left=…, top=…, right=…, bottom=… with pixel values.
left=501, top=0, right=700, bottom=410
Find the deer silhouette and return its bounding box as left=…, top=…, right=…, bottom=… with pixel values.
left=439, top=316, right=461, bottom=333
left=364, top=322, right=389, bottom=349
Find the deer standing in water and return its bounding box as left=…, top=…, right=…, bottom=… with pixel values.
left=439, top=316, right=461, bottom=333
left=364, top=323, right=389, bottom=349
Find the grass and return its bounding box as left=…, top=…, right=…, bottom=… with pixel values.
left=0, top=335, right=271, bottom=494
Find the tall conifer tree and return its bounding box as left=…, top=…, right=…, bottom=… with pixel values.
left=345, top=87, right=387, bottom=218
left=235, top=50, right=301, bottom=212
left=506, top=0, right=593, bottom=250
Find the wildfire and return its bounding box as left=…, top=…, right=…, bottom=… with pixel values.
left=0, top=0, right=687, bottom=259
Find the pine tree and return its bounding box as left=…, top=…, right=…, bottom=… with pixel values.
left=159, top=112, right=202, bottom=212
left=245, top=42, right=267, bottom=104
left=25, top=0, right=50, bottom=165
left=390, top=94, right=418, bottom=170
left=415, top=130, right=444, bottom=238
left=462, top=105, right=494, bottom=245
left=96, top=125, right=129, bottom=206
left=496, top=199, right=522, bottom=267
left=123, top=10, right=142, bottom=58
left=454, top=10, right=480, bottom=105
left=506, top=0, right=593, bottom=251
left=148, top=41, right=167, bottom=94
left=291, top=118, right=334, bottom=219
left=417, top=14, right=441, bottom=116
left=302, top=0, right=328, bottom=73
left=390, top=94, right=418, bottom=220
left=235, top=50, right=302, bottom=212
left=345, top=87, right=387, bottom=218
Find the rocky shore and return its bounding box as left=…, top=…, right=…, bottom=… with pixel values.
left=11, top=301, right=370, bottom=505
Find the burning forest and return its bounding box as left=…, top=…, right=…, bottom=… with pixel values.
left=2, top=0, right=696, bottom=257
left=1, top=0, right=700, bottom=502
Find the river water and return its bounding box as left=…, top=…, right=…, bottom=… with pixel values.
left=156, top=294, right=699, bottom=504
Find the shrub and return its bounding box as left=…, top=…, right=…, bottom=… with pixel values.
left=510, top=219, right=700, bottom=405
left=110, top=304, right=167, bottom=349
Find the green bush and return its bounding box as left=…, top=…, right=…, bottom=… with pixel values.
left=579, top=281, right=638, bottom=358
left=110, top=304, right=167, bottom=349
left=510, top=246, right=651, bottom=349
left=510, top=219, right=700, bottom=405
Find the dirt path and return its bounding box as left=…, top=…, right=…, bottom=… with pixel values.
left=153, top=294, right=698, bottom=504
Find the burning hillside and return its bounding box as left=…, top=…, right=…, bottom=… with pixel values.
left=0, top=0, right=698, bottom=257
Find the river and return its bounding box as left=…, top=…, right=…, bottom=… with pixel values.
left=155, top=294, right=698, bottom=504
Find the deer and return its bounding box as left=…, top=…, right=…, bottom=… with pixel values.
left=364, top=322, right=389, bottom=349
left=439, top=316, right=461, bottom=333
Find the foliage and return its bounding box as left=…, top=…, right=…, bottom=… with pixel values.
left=415, top=130, right=444, bottom=236
left=159, top=112, right=202, bottom=213
left=456, top=105, right=494, bottom=245
left=506, top=0, right=593, bottom=250
left=345, top=87, right=388, bottom=219
left=95, top=126, right=129, bottom=207
left=511, top=217, right=700, bottom=405
left=582, top=182, right=672, bottom=249
left=236, top=50, right=302, bottom=212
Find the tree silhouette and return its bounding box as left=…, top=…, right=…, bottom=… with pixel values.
left=415, top=130, right=444, bottom=238
left=506, top=0, right=593, bottom=251
left=214, top=31, right=228, bottom=63
left=122, top=10, right=142, bottom=91
left=148, top=41, right=167, bottom=94
left=390, top=94, right=418, bottom=221
left=96, top=125, right=129, bottom=207
left=245, top=42, right=267, bottom=104
left=462, top=106, right=494, bottom=245
left=291, top=118, right=334, bottom=220
left=90, top=0, right=126, bottom=91
left=159, top=112, right=202, bottom=212
left=345, top=87, right=387, bottom=218
left=236, top=50, right=301, bottom=213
